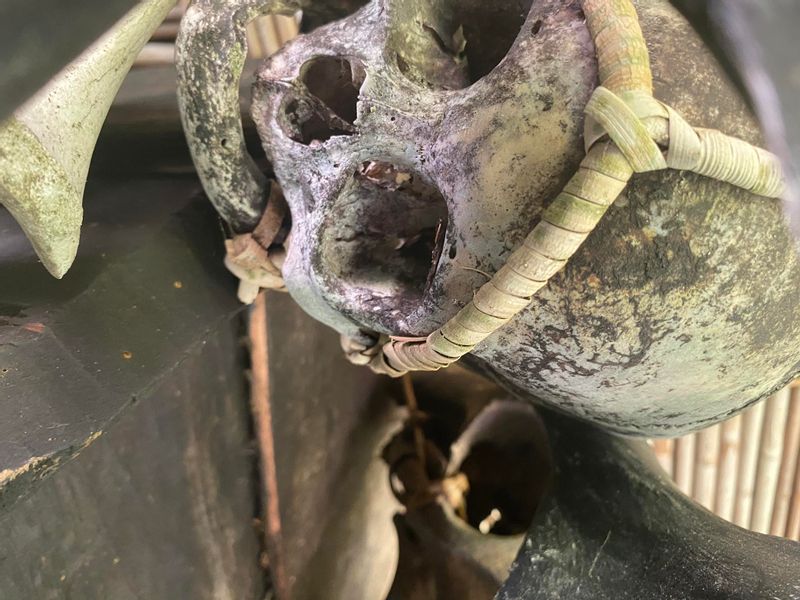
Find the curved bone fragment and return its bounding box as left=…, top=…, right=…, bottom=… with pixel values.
left=176, top=0, right=308, bottom=233
left=0, top=0, right=175, bottom=278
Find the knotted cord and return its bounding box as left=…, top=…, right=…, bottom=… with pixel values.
left=225, top=182, right=289, bottom=303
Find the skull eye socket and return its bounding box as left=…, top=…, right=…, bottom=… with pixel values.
left=281, top=56, right=365, bottom=145
left=319, top=161, right=448, bottom=315
left=391, top=0, right=535, bottom=90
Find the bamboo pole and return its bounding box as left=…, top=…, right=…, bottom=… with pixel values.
left=134, top=42, right=175, bottom=67
left=714, top=414, right=742, bottom=522
left=773, top=388, right=800, bottom=536
left=261, top=16, right=283, bottom=57
left=275, top=13, right=300, bottom=46
left=652, top=438, right=674, bottom=479
left=734, top=400, right=767, bottom=528
left=674, top=434, right=696, bottom=497
left=151, top=21, right=180, bottom=41
left=166, top=0, right=188, bottom=21
left=787, top=455, right=800, bottom=541
left=750, top=388, right=792, bottom=534
left=246, top=21, right=266, bottom=59
left=693, top=424, right=721, bottom=510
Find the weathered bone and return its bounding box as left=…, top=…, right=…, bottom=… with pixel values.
left=179, top=0, right=800, bottom=436
left=0, top=0, right=175, bottom=278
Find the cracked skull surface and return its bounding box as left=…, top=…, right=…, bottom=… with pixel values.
left=179, top=0, right=800, bottom=436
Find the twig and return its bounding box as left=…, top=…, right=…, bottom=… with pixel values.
left=249, top=292, right=290, bottom=599
left=401, top=374, right=427, bottom=469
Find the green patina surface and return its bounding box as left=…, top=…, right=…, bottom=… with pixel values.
left=0, top=118, right=81, bottom=278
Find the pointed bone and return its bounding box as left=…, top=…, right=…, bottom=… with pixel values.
left=0, top=0, right=175, bottom=278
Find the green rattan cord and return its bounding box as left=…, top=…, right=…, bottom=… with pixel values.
left=341, top=0, right=785, bottom=377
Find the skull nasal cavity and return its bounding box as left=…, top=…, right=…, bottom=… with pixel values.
left=320, top=161, right=448, bottom=305
left=392, top=0, right=534, bottom=89
left=283, top=56, right=364, bottom=145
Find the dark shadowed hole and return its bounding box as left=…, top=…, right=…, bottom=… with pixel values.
left=454, top=402, right=550, bottom=536
left=392, top=0, right=534, bottom=89
left=320, top=161, right=448, bottom=304
left=302, top=56, right=362, bottom=124
left=282, top=56, right=364, bottom=145
left=459, top=440, right=542, bottom=535
left=461, top=0, right=535, bottom=83
left=300, top=0, right=370, bottom=32
left=384, top=385, right=551, bottom=539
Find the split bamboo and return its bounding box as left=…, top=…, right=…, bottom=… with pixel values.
left=734, top=400, right=767, bottom=528
left=714, top=414, right=742, bottom=522
left=674, top=434, right=696, bottom=497
left=787, top=460, right=800, bottom=540
left=652, top=438, right=674, bottom=479
left=750, top=389, right=792, bottom=534
left=770, top=388, right=800, bottom=535
left=693, top=424, right=721, bottom=511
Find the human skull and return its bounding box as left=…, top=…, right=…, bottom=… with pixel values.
left=243, top=0, right=800, bottom=436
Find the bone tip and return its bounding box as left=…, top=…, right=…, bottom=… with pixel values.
left=41, top=255, right=74, bottom=280
left=32, top=239, right=79, bottom=280
left=238, top=281, right=260, bottom=304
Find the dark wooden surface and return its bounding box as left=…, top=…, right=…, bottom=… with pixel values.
left=265, top=292, right=401, bottom=600
left=0, top=179, right=242, bottom=513
left=0, top=0, right=137, bottom=120
left=0, top=320, right=265, bottom=600
left=0, top=66, right=265, bottom=599
left=0, top=66, right=241, bottom=515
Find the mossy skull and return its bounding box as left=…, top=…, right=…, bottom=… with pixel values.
left=181, top=0, right=800, bottom=436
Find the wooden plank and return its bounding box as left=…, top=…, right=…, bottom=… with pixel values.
left=0, top=66, right=240, bottom=516
left=0, top=322, right=265, bottom=599
left=263, top=293, right=400, bottom=600
left=0, top=0, right=137, bottom=119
